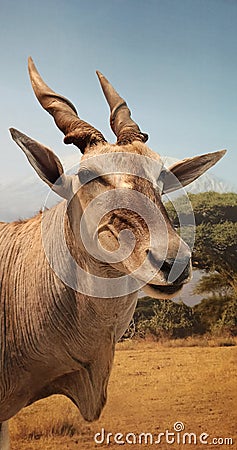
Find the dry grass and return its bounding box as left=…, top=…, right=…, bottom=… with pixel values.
left=9, top=339, right=237, bottom=449
left=147, top=334, right=237, bottom=348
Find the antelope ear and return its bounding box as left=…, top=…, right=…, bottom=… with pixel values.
left=162, top=149, right=227, bottom=194
left=9, top=128, right=72, bottom=199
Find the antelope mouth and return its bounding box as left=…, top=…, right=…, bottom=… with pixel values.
left=147, top=283, right=184, bottom=295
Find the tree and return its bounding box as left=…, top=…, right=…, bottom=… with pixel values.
left=192, top=271, right=237, bottom=335
left=193, top=295, right=230, bottom=334
left=193, top=272, right=233, bottom=299
left=165, top=192, right=237, bottom=292
left=218, top=297, right=237, bottom=336
left=193, top=221, right=237, bottom=291
left=165, top=192, right=237, bottom=226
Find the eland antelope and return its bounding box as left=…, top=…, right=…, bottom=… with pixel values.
left=0, top=58, right=226, bottom=449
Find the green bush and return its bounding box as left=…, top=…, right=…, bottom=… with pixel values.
left=136, top=299, right=197, bottom=339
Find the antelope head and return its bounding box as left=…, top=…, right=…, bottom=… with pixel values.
left=10, top=58, right=226, bottom=299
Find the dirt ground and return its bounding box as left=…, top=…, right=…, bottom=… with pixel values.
left=9, top=340, right=237, bottom=450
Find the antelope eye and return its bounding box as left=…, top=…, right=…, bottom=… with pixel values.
left=78, top=168, right=98, bottom=185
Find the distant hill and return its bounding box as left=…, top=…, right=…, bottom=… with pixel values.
left=0, top=154, right=79, bottom=222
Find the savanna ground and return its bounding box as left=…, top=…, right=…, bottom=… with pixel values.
left=10, top=338, right=237, bottom=450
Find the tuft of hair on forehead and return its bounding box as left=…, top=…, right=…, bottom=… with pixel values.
left=81, top=141, right=162, bottom=163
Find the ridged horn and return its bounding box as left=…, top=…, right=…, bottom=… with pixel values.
left=96, top=71, right=148, bottom=145
left=28, top=57, right=106, bottom=153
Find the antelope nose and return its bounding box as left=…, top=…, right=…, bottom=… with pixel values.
left=147, top=252, right=191, bottom=284
left=166, top=257, right=191, bottom=284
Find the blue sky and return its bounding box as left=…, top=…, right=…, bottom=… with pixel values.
left=0, top=0, right=236, bottom=188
